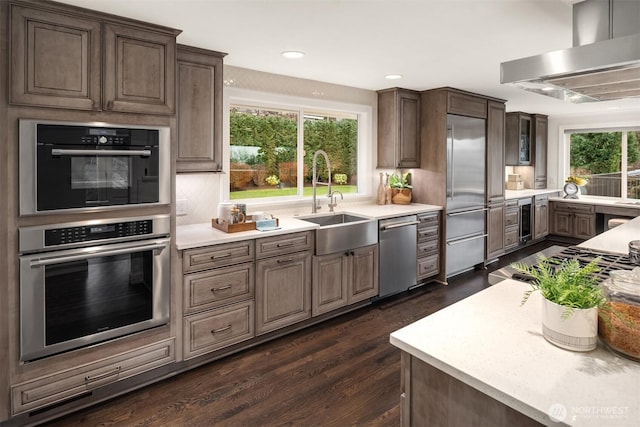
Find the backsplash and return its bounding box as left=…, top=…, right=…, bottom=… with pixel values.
left=176, top=173, right=222, bottom=226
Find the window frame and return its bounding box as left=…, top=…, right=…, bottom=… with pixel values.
left=223, top=87, right=373, bottom=207
left=562, top=125, right=640, bottom=200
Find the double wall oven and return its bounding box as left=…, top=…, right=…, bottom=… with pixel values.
left=18, top=120, right=172, bottom=361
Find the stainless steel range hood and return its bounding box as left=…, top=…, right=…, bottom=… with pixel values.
left=501, top=0, right=640, bottom=103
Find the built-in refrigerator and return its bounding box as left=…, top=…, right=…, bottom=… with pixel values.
left=445, top=114, right=486, bottom=277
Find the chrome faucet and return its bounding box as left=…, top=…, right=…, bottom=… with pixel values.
left=312, top=150, right=332, bottom=213
left=328, top=190, right=343, bottom=212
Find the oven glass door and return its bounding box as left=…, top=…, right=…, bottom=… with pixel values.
left=20, top=238, right=170, bottom=361
left=36, top=146, right=160, bottom=211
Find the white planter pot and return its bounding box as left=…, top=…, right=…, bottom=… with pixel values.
left=541, top=298, right=598, bottom=352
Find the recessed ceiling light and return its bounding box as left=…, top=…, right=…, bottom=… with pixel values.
left=385, top=74, right=403, bottom=80
left=282, top=51, right=305, bottom=59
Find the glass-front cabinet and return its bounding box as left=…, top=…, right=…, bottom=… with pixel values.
left=505, top=112, right=532, bottom=166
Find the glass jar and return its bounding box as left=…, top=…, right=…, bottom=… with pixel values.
left=598, top=269, right=640, bottom=362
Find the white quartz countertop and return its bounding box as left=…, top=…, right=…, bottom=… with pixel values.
left=390, top=279, right=640, bottom=426
left=505, top=188, right=561, bottom=199
left=176, top=202, right=442, bottom=250
left=549, top=195, right=640, bottom=209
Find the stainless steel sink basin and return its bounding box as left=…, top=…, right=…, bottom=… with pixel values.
left=298, top=213, right=378, bottom=255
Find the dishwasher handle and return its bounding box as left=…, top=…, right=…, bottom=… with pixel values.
left=381, top=220, right=420, bottom=231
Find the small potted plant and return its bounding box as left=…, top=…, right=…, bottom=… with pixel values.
left=512, top=256, right=606, bottom=352
left=389, top=172, right=412, bottom=204
left=265, top=174, right=280, bottom=187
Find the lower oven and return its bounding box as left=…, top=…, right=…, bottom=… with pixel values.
left=19, top=215, right=170, bottom=361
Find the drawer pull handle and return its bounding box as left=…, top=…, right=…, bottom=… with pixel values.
left=211, top=325, right=232, bottom=334
left=85, top=366, right=121, bottom=383
left=277, top=258, right=296, bottom=264
left=276, top=242, right=295, bottom=248
left=211, top=285, right=232, bottom=293
left=211, top=253, right=232, bottom=260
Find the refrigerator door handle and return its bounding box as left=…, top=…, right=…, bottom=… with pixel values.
left=446, top=125, right=453, bottom=199
left=447, top=233, right=488, bottom=246
left=447, top=208, right=488, bottom=217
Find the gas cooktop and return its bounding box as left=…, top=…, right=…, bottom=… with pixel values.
left=489, top=245, right=636, bottom=285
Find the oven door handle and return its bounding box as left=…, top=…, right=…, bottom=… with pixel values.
left=51, top=149, right=152, bottom=157
left=29, top=242, right=168, bottom=267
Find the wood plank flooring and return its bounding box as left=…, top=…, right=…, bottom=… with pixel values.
left=43, top=241, right=562, bottom=427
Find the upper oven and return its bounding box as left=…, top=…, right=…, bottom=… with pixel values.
left=19, top=120, right=170, bottom=215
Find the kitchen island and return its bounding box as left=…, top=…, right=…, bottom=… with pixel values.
left=390, top=216, right=640, bottom=426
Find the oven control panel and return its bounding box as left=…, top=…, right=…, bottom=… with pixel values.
left=44, top=219, right=153, bottom=247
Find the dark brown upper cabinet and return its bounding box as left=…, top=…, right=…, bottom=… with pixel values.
left=486, top=101, right=506, bottom=203
left=377, top=88, right=420, bottom=168
left=10, top=1, right=180, bottom=115
left=176, top=45, right=227, bottom=172
left=505, top=112, right=532, bottom=166
left=533, top=114, right=548, bottom=189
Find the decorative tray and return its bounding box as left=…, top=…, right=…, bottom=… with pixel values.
left=211, top=217, right=279, bottom=233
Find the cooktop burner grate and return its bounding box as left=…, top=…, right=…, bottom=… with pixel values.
left=544, top=246, right=635, bottom=282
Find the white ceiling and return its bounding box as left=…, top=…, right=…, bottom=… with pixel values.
left=57, top=0, right=640, bottom=117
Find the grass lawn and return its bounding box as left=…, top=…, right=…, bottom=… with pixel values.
left=230, top=185, right=357, bottom=200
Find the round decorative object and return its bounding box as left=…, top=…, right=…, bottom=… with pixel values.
left=563, top=182, right=580, bottom=198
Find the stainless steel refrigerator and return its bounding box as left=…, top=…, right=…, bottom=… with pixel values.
left=445, top=114, right=486, bottom=277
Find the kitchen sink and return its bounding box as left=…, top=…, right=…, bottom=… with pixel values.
left=298, top=213, right=378, bottom=255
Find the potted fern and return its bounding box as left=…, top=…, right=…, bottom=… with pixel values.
left=512, top=256, right=606, bottom=352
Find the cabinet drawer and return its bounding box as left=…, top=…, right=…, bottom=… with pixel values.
left=12, top=339, right=175, bottom=415
left=534, top=179, right=547, bottom=189
left=504, top=210, right=519, bottom=226
left=184, top=263, right=254, bottom=314
left=552, top=202, right=595, bottom=213
left=417, top=212, right=439, bottom=228
left=417, top=254, right=439, bottom=279
left=183, top=241, right=254, bottom=273
left=504, top=226, right=519, bottom=248
left=417, top=226, right=438, bottom=242
left=255, top=231, right=313, bottom=259
left=183, top=301, right=254, bottom=359
left=417, top=240, right=439, bottom=257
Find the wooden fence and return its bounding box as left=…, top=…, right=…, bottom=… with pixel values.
left=585, top=172, right=640, bottom=198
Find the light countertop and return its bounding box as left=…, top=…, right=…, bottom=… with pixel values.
left=176, top=202, right=442, bottom=250
left=505, top=188, right=562, bottom=199
left=390, top=279, right=640, bottom=426
left=549, top=194, right=640, bottom=209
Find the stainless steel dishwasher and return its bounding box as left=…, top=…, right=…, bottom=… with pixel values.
left=377, top=215, right=419, bottom=299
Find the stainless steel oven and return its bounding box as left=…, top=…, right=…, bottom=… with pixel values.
left=19, top=120, right=170, bottom=215
left=19, top=215, right=170, bottom=361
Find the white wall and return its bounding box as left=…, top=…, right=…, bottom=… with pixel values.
left=547, top=109, right=640, bottom=189
left=176, top=65, right=378, bottom=226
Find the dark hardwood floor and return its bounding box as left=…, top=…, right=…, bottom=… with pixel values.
left=43, top=240, right=564, bottom=427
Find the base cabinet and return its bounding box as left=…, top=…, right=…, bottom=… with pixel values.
left=550, top=201, right=596, bottom=239
left=504, top=200, right=519, bottom=250
left=255, top=232, right=314, bottom=335
left=11, top=339, right=175, bottom=415
left=533, top=195, right=549, bottom=240
left=256, top=250, right=312, bottom=335
left=486, top=202, right=505, bottom=260
left=182, top=241, right=256, bottom=359
left=416, top=212, right=440, bottom=281
left=400, top=352, right=542, bottom=427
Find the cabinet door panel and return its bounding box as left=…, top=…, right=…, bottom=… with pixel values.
left=574, top=213, right=596, bottom=239
left=176, top=46, right=225, bottom=172
left=312, top=253, right=348, bottom=316
left=534, top=115, right=548, bottom=183
left=349, top=245, right=378, bottom=304
left=10, top=5, right=101, bottom=110
left=487, top=203, right=504, bottom=259
left=256, top=251, right=311, bottom=335
left=552, top=211, right=572, bottom=236
left=447, top=92, right=487, bottom=119
left=103, top=24, right=176, bottom=114
left=486, top=101, right=505, bottom=202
